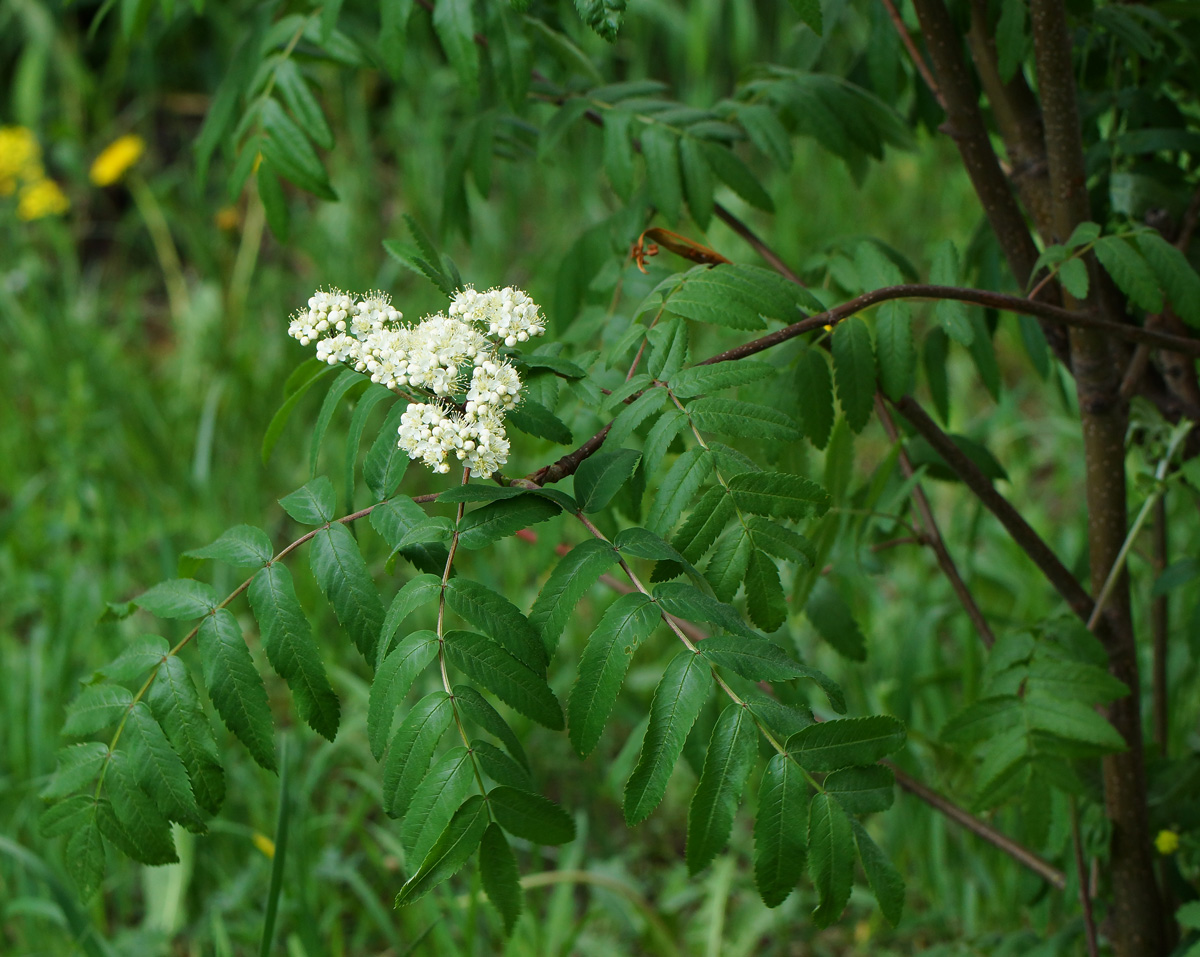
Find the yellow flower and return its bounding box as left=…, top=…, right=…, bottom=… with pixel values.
left=90, top=134, right=146, bottom=186
left=215, top=205, right=241, bottom=231
left=1155, top=829, right=1180, bottom=855
left=0, top=126, right=42, bottom=196
left=251, top=831, right=276, bottom=859
left=17, top=178, right=69, bottom=220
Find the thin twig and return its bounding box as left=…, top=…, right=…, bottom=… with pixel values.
left=887, top=762, right=1067, bottom=889
left=1071, top=796, right=1101, bottom=957
left=876, top=396, right=996, bottom=647
left=878, top=0, right=945, bottom=108
left=893, top=396, right=1096, bottom=622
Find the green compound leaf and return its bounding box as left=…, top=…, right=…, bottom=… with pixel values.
left=273, top=58, right=333, bottom=150
left=63, top=684, right=133, bottom=737
left=198, top=608, right=276, bottom=772
left=402, top=747, right=476, bottom=864
left=124, top=701, right=206, bottom=832
left=248, top=563, right=340, bottom=742
left=530, top=538, right=620, bottom=656
left=372, top=498, right=450, bottom=576
left=689, top=397, right=803, bottom=442
left=480, top=823, right=523, bottom=934
left=728, top=471, right=831, bottom=521
left=686, top=703, right=757, bottom=874
left=826, top=765, right=895, bottom=814
left=700, top=635, right=845, bottom=713
left=311, top=522, right=385, bottom=665
left=875, top=301, right=914, bottom=400
left=457, top=495, right=562, bottom=550
left=754, top=753, right=809, bottom=907
left=745, top=516, right=816, bottom=567
left=653, top=581, right=757, bottom=639
left=793, top=347, right=834, bottom=449
left=574, top=0, right=627, bottom=42
left=679, top=134, right=714, bottom=230
left=805, top=578, right=867, bottom=661
left=738, top=102, right=793, bottom=169
left=66, top=812, right=106, bottom=901
left=489, top=786, right=576, bottom=845
left=702, top=140, right=774, bottom=212
left=929, top=241, right=974, bottom=345
left=568, top=592, right=660, bottom=756
left=446, top=577, right=547, bottom=674
left=1136, top=230, right=1200, bottom=326
left=472, top=740, right=531, bottom=790
left=647, top=447, right=715, bottom=537
left=624, top=651, right=713, bottom=825
left=396, top=793, right=489, bottom=906
left=1094, top=235, right=1162, bottom=314
left=279, top=476, right=336, bottom=526
left=147, top=656, right=225, bottom=815
left=95, top=634, right=170, bottom=682
left=507, top=398, right=574, bottom=445
left=345, top=387, right=396, bottom=501
left=432, top=0, right=480, bottom=98
left=310, top=368, right=364, bottom=478
left=832, top=316, right=876, bottom=433
left=606, top=389, right=668, bottom=450
left=603, top=109, right=635, bottom=199
left=443, top=630, right=564, bottom=730
left=574, top=448, right=643, bottom=513
left=40, top=743, right=109, bottom=800
left=379, top=573, right=443, bottom=665
left=787, top=715, right=906, bottom=772
left=808, top=792, right=854, bottom=927
left=262, top=362, right=337, bottom=465
left=382, top=691, right=454, bottom=819
left=454, top=685, right=529, bottom=771
left=134, top=579, right=219, bottom=620
left=665, top=263, right=809, bottom=331
left=788, top=0, right=823, bottom=34
left=706, top=525, right=753, bottom=602
left=642, top=124, right=683, bottom=225
left=671, top=485, right=735, bottom=563
left=185, top=525, right=274, bottom=567
left=368, top=630, right=440, bottom=759
left=364, top=401, right=411, bottom=501
left=745, top=547, right=788, bottom=632
left=260, top=98, right=336, bottom=201
left=668, top=360, right=775, bottom=399
left=101, top=753, right=178, bottom=865
left=645, top=316, right=690, bottom=381
left=851, top=818, right=905, bottom=925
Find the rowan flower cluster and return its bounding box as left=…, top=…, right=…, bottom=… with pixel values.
left=289, top=285, right=544, bottom=475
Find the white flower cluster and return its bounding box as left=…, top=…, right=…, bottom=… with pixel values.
left=289, top=285, right=545, bottom=476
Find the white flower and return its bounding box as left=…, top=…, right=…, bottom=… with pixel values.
left=293, top=284, right=545, bottom=477
left=466, top=359, right=522, bottom=413
left=450, top=286, right=545, bottom=346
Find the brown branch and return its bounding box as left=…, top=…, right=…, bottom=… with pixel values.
left=892, top=395, right=1095, bottom=621
left=700, top=284, right=1200, bottom=367
left=713, top=204, right=802, bottom=284
left=907, top=0, right=1042, bottom=292
left=887, top=762, right=1067, bottom=889
left=964, top=0, right=1055, bottom=242
left=528, top=282, right=1200, bottom=489
left=875, top=396, right=996, bottom=647
left=1031, top=0, right=1165, bottom=950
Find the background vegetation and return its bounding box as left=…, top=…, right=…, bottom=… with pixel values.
left=3, top=0, right=1199, bottom=954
